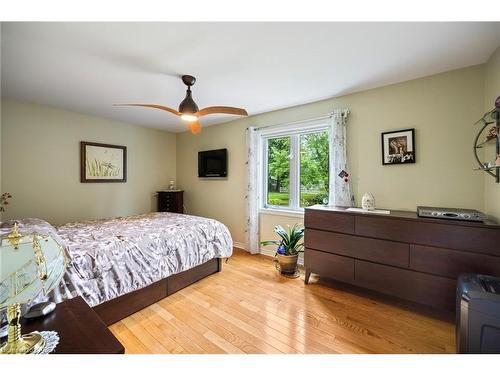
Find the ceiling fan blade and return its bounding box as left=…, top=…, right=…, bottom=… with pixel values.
left=188, top=120, right=202, bottom=135
left=114, top=103, right=181, bottom=116
left=196, top=106, right=248, bottom=117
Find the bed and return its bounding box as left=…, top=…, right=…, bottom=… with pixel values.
left=0, top=212, right=233, bottom=325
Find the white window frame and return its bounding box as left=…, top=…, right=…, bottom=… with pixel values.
left=259, top=118, right=330, bottom=216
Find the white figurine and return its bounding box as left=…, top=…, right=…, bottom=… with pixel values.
left=361, top=193, right=375, bottom=211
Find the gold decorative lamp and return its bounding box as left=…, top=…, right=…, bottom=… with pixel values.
left=0, top=223, right=67, bottom=354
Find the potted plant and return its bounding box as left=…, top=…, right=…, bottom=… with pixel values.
left=261, top=224, right=304, bottom=278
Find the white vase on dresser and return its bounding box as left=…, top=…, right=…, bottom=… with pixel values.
left=361, top=193, right=375, bottom=211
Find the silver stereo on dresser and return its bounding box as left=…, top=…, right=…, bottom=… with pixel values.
left=417, top=206, right=487, bottom=222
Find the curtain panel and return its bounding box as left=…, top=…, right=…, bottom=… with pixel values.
left=245, top=127, right=260, bottom=254
left=328, top=109, right=354, bottom=207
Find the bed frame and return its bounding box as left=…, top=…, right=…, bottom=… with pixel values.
left=93, top=258, right=222, bottom=325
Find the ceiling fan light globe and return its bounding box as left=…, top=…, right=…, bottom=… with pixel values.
left=180, top=114, right=198, bottom=122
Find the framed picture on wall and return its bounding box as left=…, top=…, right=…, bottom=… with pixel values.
left=80, top=141, right=127, bottom=182
left=381, top=128, right=415, bottom=165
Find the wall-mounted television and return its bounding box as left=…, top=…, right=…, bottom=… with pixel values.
left=198, top=148, right=227, bottom=177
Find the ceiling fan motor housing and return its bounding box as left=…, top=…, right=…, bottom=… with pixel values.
left=178, top=89, right=199, bottom=114
left=179, top=75, right=199, bottom=114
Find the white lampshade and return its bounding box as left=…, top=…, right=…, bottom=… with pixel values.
left=0, top=227, right=67, bottom=309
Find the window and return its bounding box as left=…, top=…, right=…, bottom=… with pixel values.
left=262, top=120, right=329, bottom=213
left=266, top=137, right=291, bottom=207
left=299, top=131, right=329, bottom=207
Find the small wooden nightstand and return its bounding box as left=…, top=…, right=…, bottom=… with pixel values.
left=17, top=297, right=124, bottom=354
left=157, top=190, right=184, bottom=213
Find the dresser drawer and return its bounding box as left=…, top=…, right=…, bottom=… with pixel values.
left=410, top=245, right=500, bottom=279
left=354, top=260, right=456, bottom=310
left=304, top=249, right=354, bottom=283
left=305, top=229, right=409, bottom=268
left=159, top=194, right=174, bottom=202
left=159, top=202, right=173, bottom=210
left=305, top=209, right=355, bottom=234
left=355, top=216, right=500, bottom=256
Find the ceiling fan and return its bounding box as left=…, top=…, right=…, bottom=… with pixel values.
left=115, top=75, right=248, bottom=134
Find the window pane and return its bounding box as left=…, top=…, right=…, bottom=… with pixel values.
left=300, top=131, right=329, bottom=207
left=267, top=137, right=291, bottom=207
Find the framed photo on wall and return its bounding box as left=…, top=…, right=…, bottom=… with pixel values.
left=381, top=128, right=415, bottom=165
left=80, top=141, right=127, bottom=182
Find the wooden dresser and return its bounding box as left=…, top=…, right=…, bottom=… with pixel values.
left=304, top=205, right=500, bottom=310
left=157, top=190, right=184, bottom=213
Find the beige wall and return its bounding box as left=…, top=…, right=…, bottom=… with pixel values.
left=1, top=100, right=176, bottom=225
left=176, top=65, right=486, bottom=246
left=483, top=46, right=500, bottom=221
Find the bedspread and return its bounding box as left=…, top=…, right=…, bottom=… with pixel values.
left=0, top=212, right=233, bottom=307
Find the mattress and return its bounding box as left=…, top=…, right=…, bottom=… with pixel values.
left=0, top=212, right=233, bottom=307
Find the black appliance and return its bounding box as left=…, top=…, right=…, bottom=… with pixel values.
left=456, top=273, right=500, bottom=353
left=198, top=148, right=227, bottom=177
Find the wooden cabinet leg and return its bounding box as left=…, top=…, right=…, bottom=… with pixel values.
left=305, top=269, right=311, bottom=285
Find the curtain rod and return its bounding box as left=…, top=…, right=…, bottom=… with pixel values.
left=247, top=109, right=349, bottom=131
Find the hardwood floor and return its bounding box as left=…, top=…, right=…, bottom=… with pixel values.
left=109, top=248, right=455, bottom=354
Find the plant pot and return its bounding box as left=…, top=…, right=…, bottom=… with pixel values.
left=275, top=253, right=299, bottom=278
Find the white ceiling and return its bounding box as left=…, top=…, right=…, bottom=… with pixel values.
left=2, top=22, right=499, bottom=132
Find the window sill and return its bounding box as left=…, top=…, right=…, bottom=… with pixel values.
left=259, top=208, right=305, bottom=218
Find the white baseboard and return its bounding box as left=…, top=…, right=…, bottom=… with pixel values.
left=233, top=241, right=247, bottom=251
left=235, top=244, right=274, bottom=257
left=259, top=247, right=276, bottom=258
left=233, top=241, right=303, bottom=265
